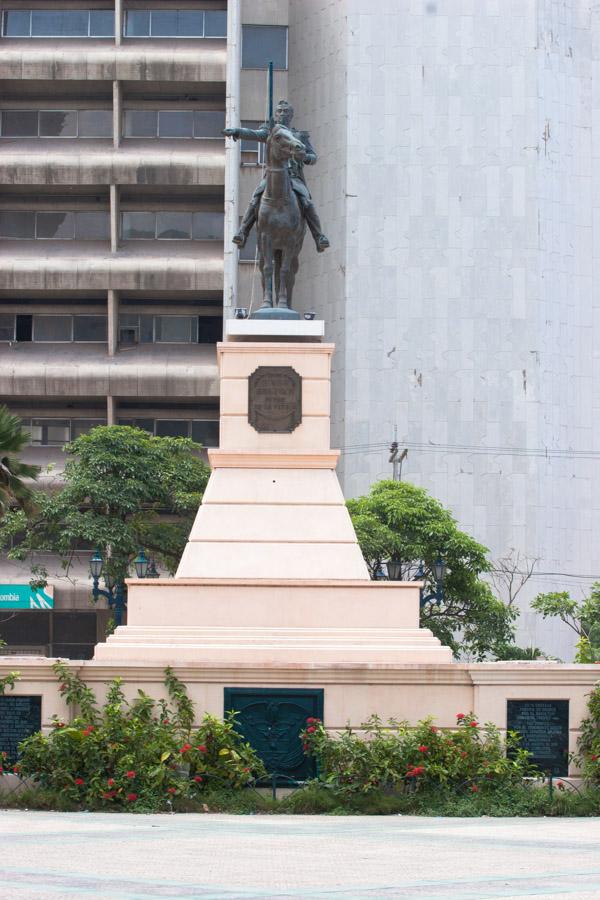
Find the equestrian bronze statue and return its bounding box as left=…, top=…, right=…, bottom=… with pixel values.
left=224, top=100, right=329, bottom=317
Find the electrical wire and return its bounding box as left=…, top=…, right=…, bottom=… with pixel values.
left=339, top=439, right=600, bottom=461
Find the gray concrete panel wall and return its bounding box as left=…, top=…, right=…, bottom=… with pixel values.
left=289, top=1, right=598, bottom=660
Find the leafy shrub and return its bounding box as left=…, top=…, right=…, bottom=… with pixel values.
left=4, top=662, right=265, bottom=811
left=576, top=681, right=600, bottom=785
left=300, top=713, right=536, bottom=794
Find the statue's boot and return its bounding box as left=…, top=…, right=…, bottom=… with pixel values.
left=303, top=202, right=330, bottom=252
left=232, top=205, right=258, bottom=248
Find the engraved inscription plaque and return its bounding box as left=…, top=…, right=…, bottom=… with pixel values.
left=248, top=366, right=302, bottom=433
left=507, top=699, right=569, bottom=776
left=0, top=695, right=41, bottom=763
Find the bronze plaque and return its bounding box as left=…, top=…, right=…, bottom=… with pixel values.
left=248, top=366, right=302, bottom=433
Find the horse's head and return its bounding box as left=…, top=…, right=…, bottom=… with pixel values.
left=268, top=124, right=306, bottom=164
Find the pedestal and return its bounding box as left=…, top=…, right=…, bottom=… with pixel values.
left=95, top=321, right=452, bottom=666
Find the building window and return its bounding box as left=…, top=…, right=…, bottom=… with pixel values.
left=124, top=9, right=226, bottom=39
left=32, top=315, right=72, bottom=342
left=118, top=417, right=219, bottom=446
left=239, top=227, right=258, bottom=262
left=25, top=418, right=105, bottom=446
left=0, top=314, right=108, bottom=343
left=73, top=315, right=107, bottom=342
left=121, top=211, right=223, bottom=241
left=122, top=109, right=225, bottom=139
left=242, top=25, right=288, bottom=70
left=0, top=313, right=15, bottom=341
left=2, top=10, right=114, bottom=38
left=0, top=211, right=109, bottom=240
left=0, top=109, right=112, bottom=138
left=0, top=210, right=110, bottom=241
left=117, top=314, right=220, bottom=345
left=240, top=120, right=266, bottom=166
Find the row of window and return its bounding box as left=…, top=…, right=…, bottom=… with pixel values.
left=118, top=418, right=219, bottom=445
left=2, top=12, right=288, bottom=68
left=20, top=417, right=219, bottom=446
left=124, top=10, right=226, bottom=39
left=0, top=314, right=222, bottom=345
left=1, top=9, right=225, bottom=39
left=0, top=109, right=226, bottom=140
left=0, top=211, right=224, bottom=241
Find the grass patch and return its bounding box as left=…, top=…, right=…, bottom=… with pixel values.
left=2, top=782, right=599, bottom=816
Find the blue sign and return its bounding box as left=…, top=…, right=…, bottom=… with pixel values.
left=0, top=585, right=54, bottom=610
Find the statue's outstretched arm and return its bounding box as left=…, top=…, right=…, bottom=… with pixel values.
left=223, top=125, right=270, bottom=142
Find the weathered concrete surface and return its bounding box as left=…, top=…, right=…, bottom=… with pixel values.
left=0, top=42, right=226, bottom=82
left=0, top=142, right=225, bottom=186
left=0, top=811, right=599, bottom=899
left=0, top=243, right=224, bottom=292
left=0, top=343, right=219, bottom=398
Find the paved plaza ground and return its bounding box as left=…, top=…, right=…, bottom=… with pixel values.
left=0, top=811, right=599, bottom=899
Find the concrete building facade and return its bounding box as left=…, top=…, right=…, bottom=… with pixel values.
left=0, top=0, right=595, bottom=660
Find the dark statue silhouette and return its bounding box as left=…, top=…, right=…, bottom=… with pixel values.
left=224, top=100, right=329, bottom=318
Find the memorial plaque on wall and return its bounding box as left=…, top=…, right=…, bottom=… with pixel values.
left=507, top=700, right=569, bottom=776
left=248, top=366, right=302, bottom=433
left=224, top=687, right=323, bottom=782
left=0, top=695, right=41, bottom=763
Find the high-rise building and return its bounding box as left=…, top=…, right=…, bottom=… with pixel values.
left=0, top=1, right=595, bottom=660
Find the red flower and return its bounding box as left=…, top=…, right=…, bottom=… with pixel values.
left=107, top=778, right=115, bottom=786
left=456, top=713, right=465, bottom=720
left=126, top=792, right=137, bottom=802
left=12, top=765, right=20, bottom=774
left=0, top=767, right=3, bottom=774
left=126, top=770, right=136, bottom=779
left=591, top=754, right=598, bottom=761
left=243, top=767, right=250, bottom=773
left=557, top=781, right=565, bottom=791
left=179, top=743, right=192, bottom=754
left=162, top=718, right=170, bottom=725
left=59, top=683, right=68, bottom=693
left=193, top=775, right=203, bottom=783
left=430, top=726, right=438, bottom=733
left=306, top=726, right=316, bottom=734
left=461, top=751, right=468, bottom=759
left=306, top=717, right=316, bottom=723
left=409, top=766, right=425, bottom=776
left=418, top=745, right=428, bottom=753
left=197, top=745, right=207, bottom=754
left=82, top=726, right=94, bottom=736
left=167, top=787, right=177, bottom=794
left=74, top=778, right=84, bottom=786
left=470, top=784, right=479, bottom=793
left=469, top=722, right=478, bottom=728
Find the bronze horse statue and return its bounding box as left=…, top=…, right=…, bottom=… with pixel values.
left=256, top=123, right=307, bottom=314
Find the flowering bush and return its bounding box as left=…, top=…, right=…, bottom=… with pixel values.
left=5, top=662, right=265, bottom=811
left=577, top=682, right=600, bottom=785
left=301, top=713, right=535, bottom=794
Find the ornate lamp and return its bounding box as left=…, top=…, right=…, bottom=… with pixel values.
left=133, top=549, right=149, bottom=579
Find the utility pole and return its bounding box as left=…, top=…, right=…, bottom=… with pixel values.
left=388, top=441, right=408, bottom=481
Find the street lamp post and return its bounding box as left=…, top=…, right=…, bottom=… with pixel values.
left=386, top=554, right=447, bottom=609
left=89, top=548, right=151, bottom=627
left=414, top=555, right=447, bottom=609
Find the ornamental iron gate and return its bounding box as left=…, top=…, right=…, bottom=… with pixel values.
left=224, top=687, right=324, bottom=783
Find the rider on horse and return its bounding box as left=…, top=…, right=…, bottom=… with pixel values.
left=224, top=100, right=330, bottom=254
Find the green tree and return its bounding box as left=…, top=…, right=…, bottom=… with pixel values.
left=0, top=405, right=39, bottom=515
left=0, top=425, right=210, bottom=587
left=347, top=480, right=516, bottom=659
left=531, top=587, right=600, bottom=663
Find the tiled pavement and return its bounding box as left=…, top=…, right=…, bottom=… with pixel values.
left=1, top=811, right=599, bottom=899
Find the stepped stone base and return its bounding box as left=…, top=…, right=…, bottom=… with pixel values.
left=94, top=578, right=453, bottom=665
